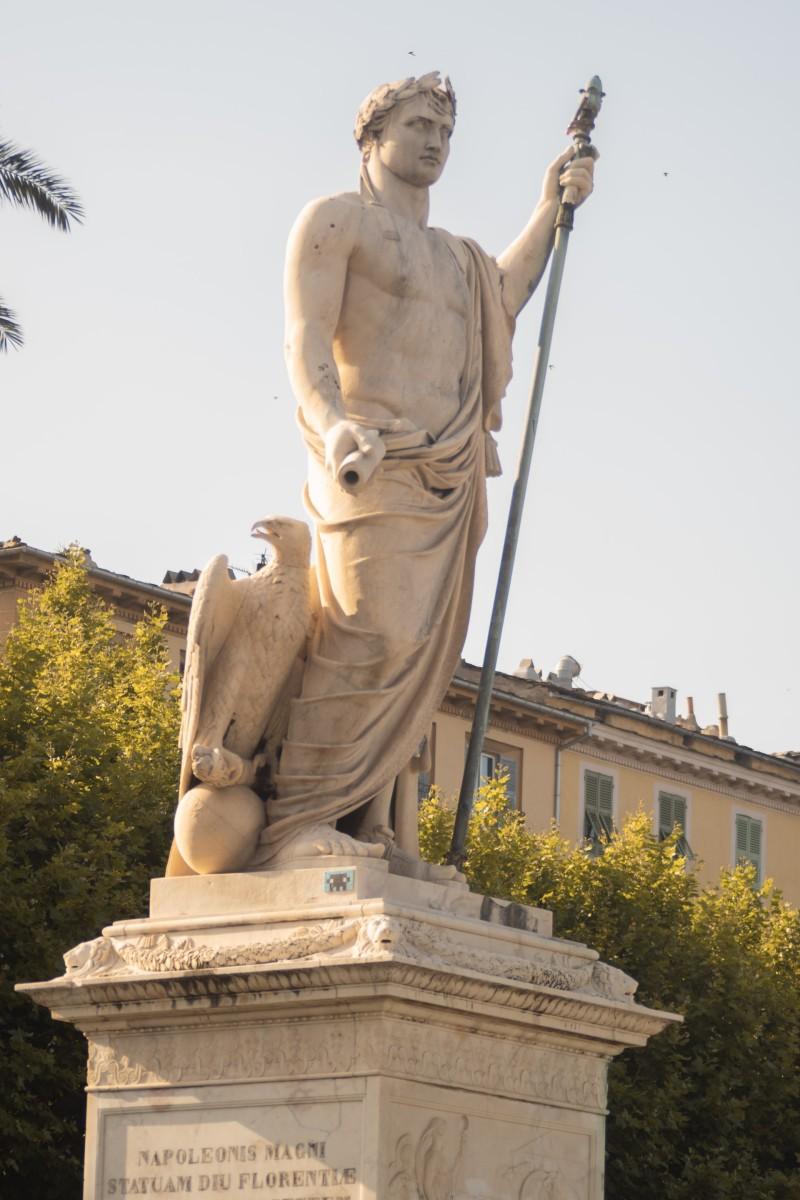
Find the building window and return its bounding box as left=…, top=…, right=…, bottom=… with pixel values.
left=658, top=791, right=694, bottom=859
left=468, top=737, right=522, bottom=808
left=735, top=813, right=763, bottom=884
left=584, top=769, right=614, bottom=849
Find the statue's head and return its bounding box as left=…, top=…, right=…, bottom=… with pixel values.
left=355, top=72, right=456, bottom=188
left=355, top=72, right=457, bottom=153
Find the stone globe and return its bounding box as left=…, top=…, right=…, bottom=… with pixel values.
left=174, top=784, right=266, bottom=874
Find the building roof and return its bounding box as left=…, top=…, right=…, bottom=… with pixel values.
left=450, top=660, right=800, bottom=797
left=0, top=538, right=191, bottom=625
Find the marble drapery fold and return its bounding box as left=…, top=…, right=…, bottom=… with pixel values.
left=252, top=239, right=514, bottom=863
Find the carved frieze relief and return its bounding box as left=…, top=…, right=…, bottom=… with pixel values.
left=87, top=1020, right=357, bottom=1090
left=365, top=1023, right=607, bottom=1112
left=87, top=1013, right=608, bottom=1113
left=65, top=913, right=636, bottom=1006
left=65, top=920, right=354, bottom=978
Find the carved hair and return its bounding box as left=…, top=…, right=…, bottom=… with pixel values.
left=354, top=71, right=457, bottom=155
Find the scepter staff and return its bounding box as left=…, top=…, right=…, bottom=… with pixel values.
left=448, top=76, right=605, bottom=868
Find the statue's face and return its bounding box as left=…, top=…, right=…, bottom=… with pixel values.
left=374, top=93, right=453, bottom=187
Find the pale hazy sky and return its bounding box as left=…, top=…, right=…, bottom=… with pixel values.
left=2, top=0, right=798, bottom=756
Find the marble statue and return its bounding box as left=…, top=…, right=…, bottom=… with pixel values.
left=171, top=72, right=594, bottom=875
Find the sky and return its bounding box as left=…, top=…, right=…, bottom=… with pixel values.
left=2, top=0, right=798, bottom=756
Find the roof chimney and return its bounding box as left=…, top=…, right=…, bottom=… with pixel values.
left=677, top=695, right=700, bottom=731
left=651, top=686, right=677, bottom=722
left=513, top=658, right=542, bottom=681
left=718, top=692, right=729, bottom=739
left=548, top=655, right=581, bottom=688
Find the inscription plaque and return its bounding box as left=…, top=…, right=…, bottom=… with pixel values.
left=99, top=1098, right=363, bottom=1199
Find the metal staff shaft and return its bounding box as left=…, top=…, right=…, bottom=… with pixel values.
left=448, top=77, right=604, bottom=868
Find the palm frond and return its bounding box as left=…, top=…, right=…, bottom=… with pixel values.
left=0, top=139, right=83, bottom=231
left=0, top=298, right=24, bottom=351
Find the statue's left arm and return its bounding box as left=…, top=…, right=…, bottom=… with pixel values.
left=497, top=148, right=595, bottom=317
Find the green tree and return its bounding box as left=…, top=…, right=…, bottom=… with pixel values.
left=0, top=138, right=83, bottom=350
left=420, top=784, right=800, bottom=1199
left=0, top=552, right=180, bottom=1197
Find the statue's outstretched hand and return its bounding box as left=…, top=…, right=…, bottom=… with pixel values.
left=541, top=146, right=597, bottom=208
left=324, top=420, right=385, bottom=493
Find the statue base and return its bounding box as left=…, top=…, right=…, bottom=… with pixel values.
left=18, top=860, right=678, bottom=1198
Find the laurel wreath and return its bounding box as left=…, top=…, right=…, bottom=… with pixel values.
left=354, top=71, right=457, bottom=148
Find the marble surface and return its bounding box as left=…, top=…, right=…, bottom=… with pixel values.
left=149, top=858, right=552, bottom=934
left=19, top=864, right=677, bottom=1198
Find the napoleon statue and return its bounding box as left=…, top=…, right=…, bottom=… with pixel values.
left=169, top=73, right=594, bottom=876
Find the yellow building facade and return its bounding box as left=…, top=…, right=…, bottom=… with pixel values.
left=434, top=662, right=800, bottom=906
left=0, top=538, right=191, bottom=673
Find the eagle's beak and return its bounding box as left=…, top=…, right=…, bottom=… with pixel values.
left=251, top=519, right=276, bottom=542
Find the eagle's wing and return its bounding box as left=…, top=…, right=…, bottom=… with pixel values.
left=260, top=652, right=306, bottom=755
left=178, top=555, right=245, bottom=797
left=266, top=562, right=319, bottom=742
left=242, top=561, right=318, bottom=762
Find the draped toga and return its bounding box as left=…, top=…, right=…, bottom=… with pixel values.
left=252, top=237, right=514, bottom=863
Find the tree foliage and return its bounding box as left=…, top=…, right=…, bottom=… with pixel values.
left=0, top=552, right=180, bottom=1197
left=420, top=780, right=800, bottom=1200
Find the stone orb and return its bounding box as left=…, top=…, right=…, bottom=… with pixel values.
left=174, top=784, right=266, bottom=874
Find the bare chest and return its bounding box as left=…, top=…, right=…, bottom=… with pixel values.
left=348, top=210, right=470, bottom=317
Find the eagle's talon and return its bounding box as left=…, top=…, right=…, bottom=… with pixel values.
left=191, top=744, right=245, bottom=787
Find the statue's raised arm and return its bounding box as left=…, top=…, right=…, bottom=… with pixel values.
left=497, top=148, right=595, bottom=317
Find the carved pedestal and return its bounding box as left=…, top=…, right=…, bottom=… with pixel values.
left=19, top=861, right=677, bottom=1199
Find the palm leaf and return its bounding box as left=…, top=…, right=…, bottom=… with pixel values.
left=0, top=139, right=83, bottom=231
left=0, top=298, right=24, bottom=351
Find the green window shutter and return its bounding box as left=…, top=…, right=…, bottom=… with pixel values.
left=660, top=793, right=694, bottom=859
left=659, top=792, right=687, bottom=839
left=748, top=819, right=762, bottom=881
left=585, top=771, right=614, bottom=841
left=736, top=814, right=749, bottom=856
left=498, top=753, right=519, bottom=808
left=598, top=775, right=613, bottom=817
left=735, top=814, right=763, bottom=883
left=597, top=775, right=614, bottom=836
left=674, top=795, right=687, bottom=830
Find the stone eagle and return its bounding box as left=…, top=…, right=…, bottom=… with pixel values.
left=178, top=515, right=315, bottom=799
